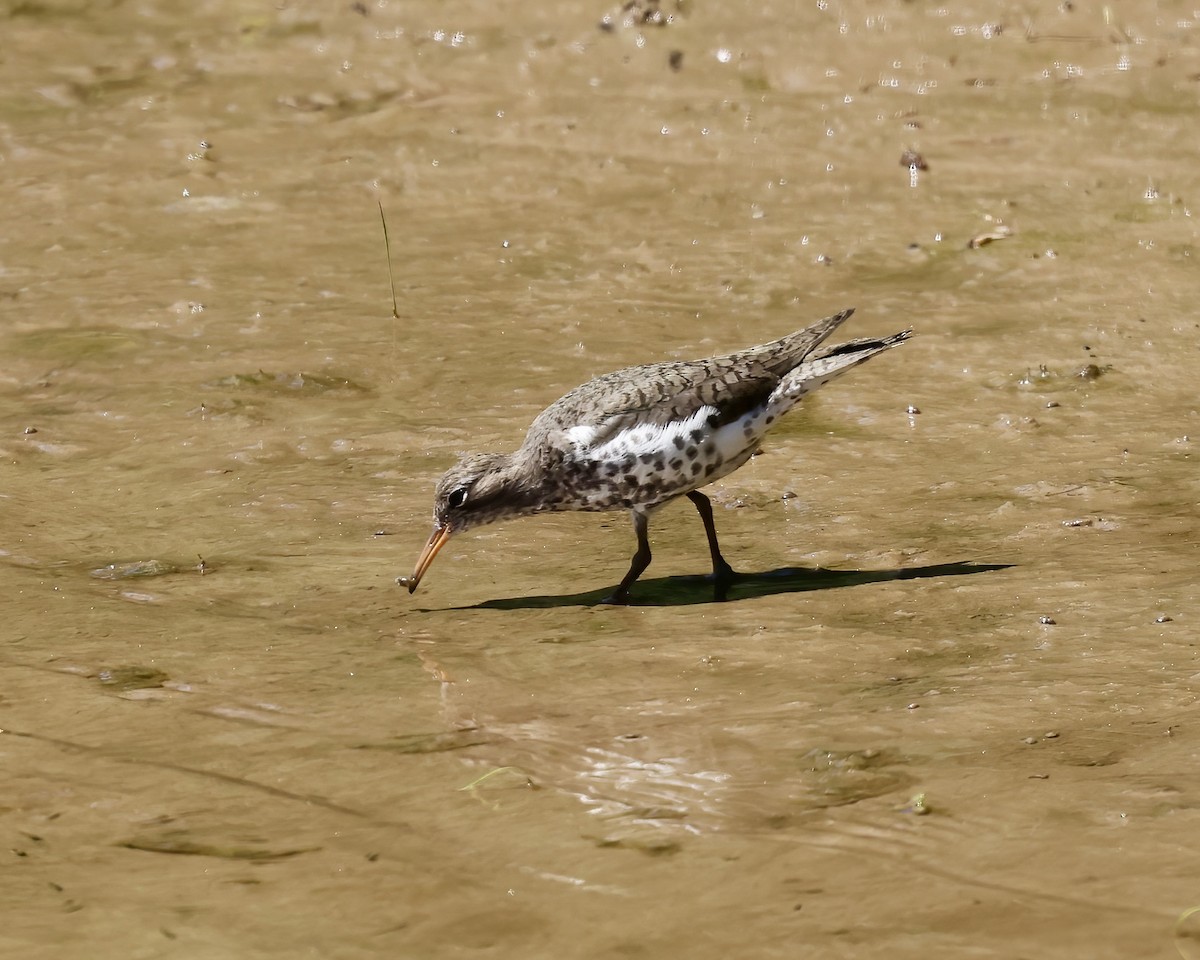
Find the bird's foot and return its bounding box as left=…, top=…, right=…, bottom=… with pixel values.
left=599, top=589, right=632, bottom=606
left=710, top=560, right=738, bottom=602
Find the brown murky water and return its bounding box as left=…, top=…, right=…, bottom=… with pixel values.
left=3, top=1, right=1199, bottom=957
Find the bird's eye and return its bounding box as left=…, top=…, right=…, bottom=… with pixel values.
left=447, top=487, right=468, bottom=509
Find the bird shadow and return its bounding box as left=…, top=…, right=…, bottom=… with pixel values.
left=447, top=561, right=1013, bottom=610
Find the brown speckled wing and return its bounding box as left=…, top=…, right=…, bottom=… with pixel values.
left=526, top=309, right=856, bottom=450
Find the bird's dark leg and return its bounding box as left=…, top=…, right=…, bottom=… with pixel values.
left=603, top=509, right=652, bottom=604
left=686, top=490, right=737, bottom=601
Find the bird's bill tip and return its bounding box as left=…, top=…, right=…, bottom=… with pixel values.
left=406, top=524, right=452, bottom=593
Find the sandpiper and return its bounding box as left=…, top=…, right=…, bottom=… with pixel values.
left=400, top=308, right=910, bottom=603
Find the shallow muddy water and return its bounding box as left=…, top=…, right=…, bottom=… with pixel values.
left=2, top=1, right=1199, bottom=957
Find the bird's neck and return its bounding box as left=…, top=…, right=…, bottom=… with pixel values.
left=495, top=447, right=578, bottom=516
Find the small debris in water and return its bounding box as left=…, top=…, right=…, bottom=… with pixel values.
left=23, top=426, right=37, bottom=434
left=598, top=0, right=675, bottom=31
left=1155, top=615, right=1173, bottom=623
left=899, top=148, right=928, bottom=171
left=186, top=141, right=214, bottom=163
left=459, top=766, right=536, bottom=796
left=967, top=223, right=1013, bottom=248
left=1023, top=736, right=1038, bottom=744
left=1038, top=615, right=1056, bottom=625
left=906, top=702, right=919, bottom=710
left=905, top=404, right=921, bottom=415
left=1045, top=400, right=1060, bottom=408
left=1076, top=363, right=1103, bottom=380
left=1043, top=731, right=1060, bottom=739
left=396, top=575, right=414, bottom=588
left=902, top=793, right=931, bottom=815
left=1017, top=364, right=1051, bottom=386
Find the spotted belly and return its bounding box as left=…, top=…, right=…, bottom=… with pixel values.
left=555, top=403, right=779, bottom=511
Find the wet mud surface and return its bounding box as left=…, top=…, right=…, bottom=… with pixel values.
left=2, top=2, right=1198, bottom=957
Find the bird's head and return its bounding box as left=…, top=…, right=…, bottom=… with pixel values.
left=402, top=452, right=521, bottom=594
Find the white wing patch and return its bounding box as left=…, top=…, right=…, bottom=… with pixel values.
left=584, top=405, right=720, bottom=461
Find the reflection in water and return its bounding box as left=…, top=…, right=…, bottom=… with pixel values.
left=417, top=647, right=923, bottom=849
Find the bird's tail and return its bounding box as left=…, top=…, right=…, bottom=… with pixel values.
left=774, top=329, right=912, bottom=402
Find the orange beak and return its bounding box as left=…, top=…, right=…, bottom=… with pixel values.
left=404, top=524, right=452, bottom=594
